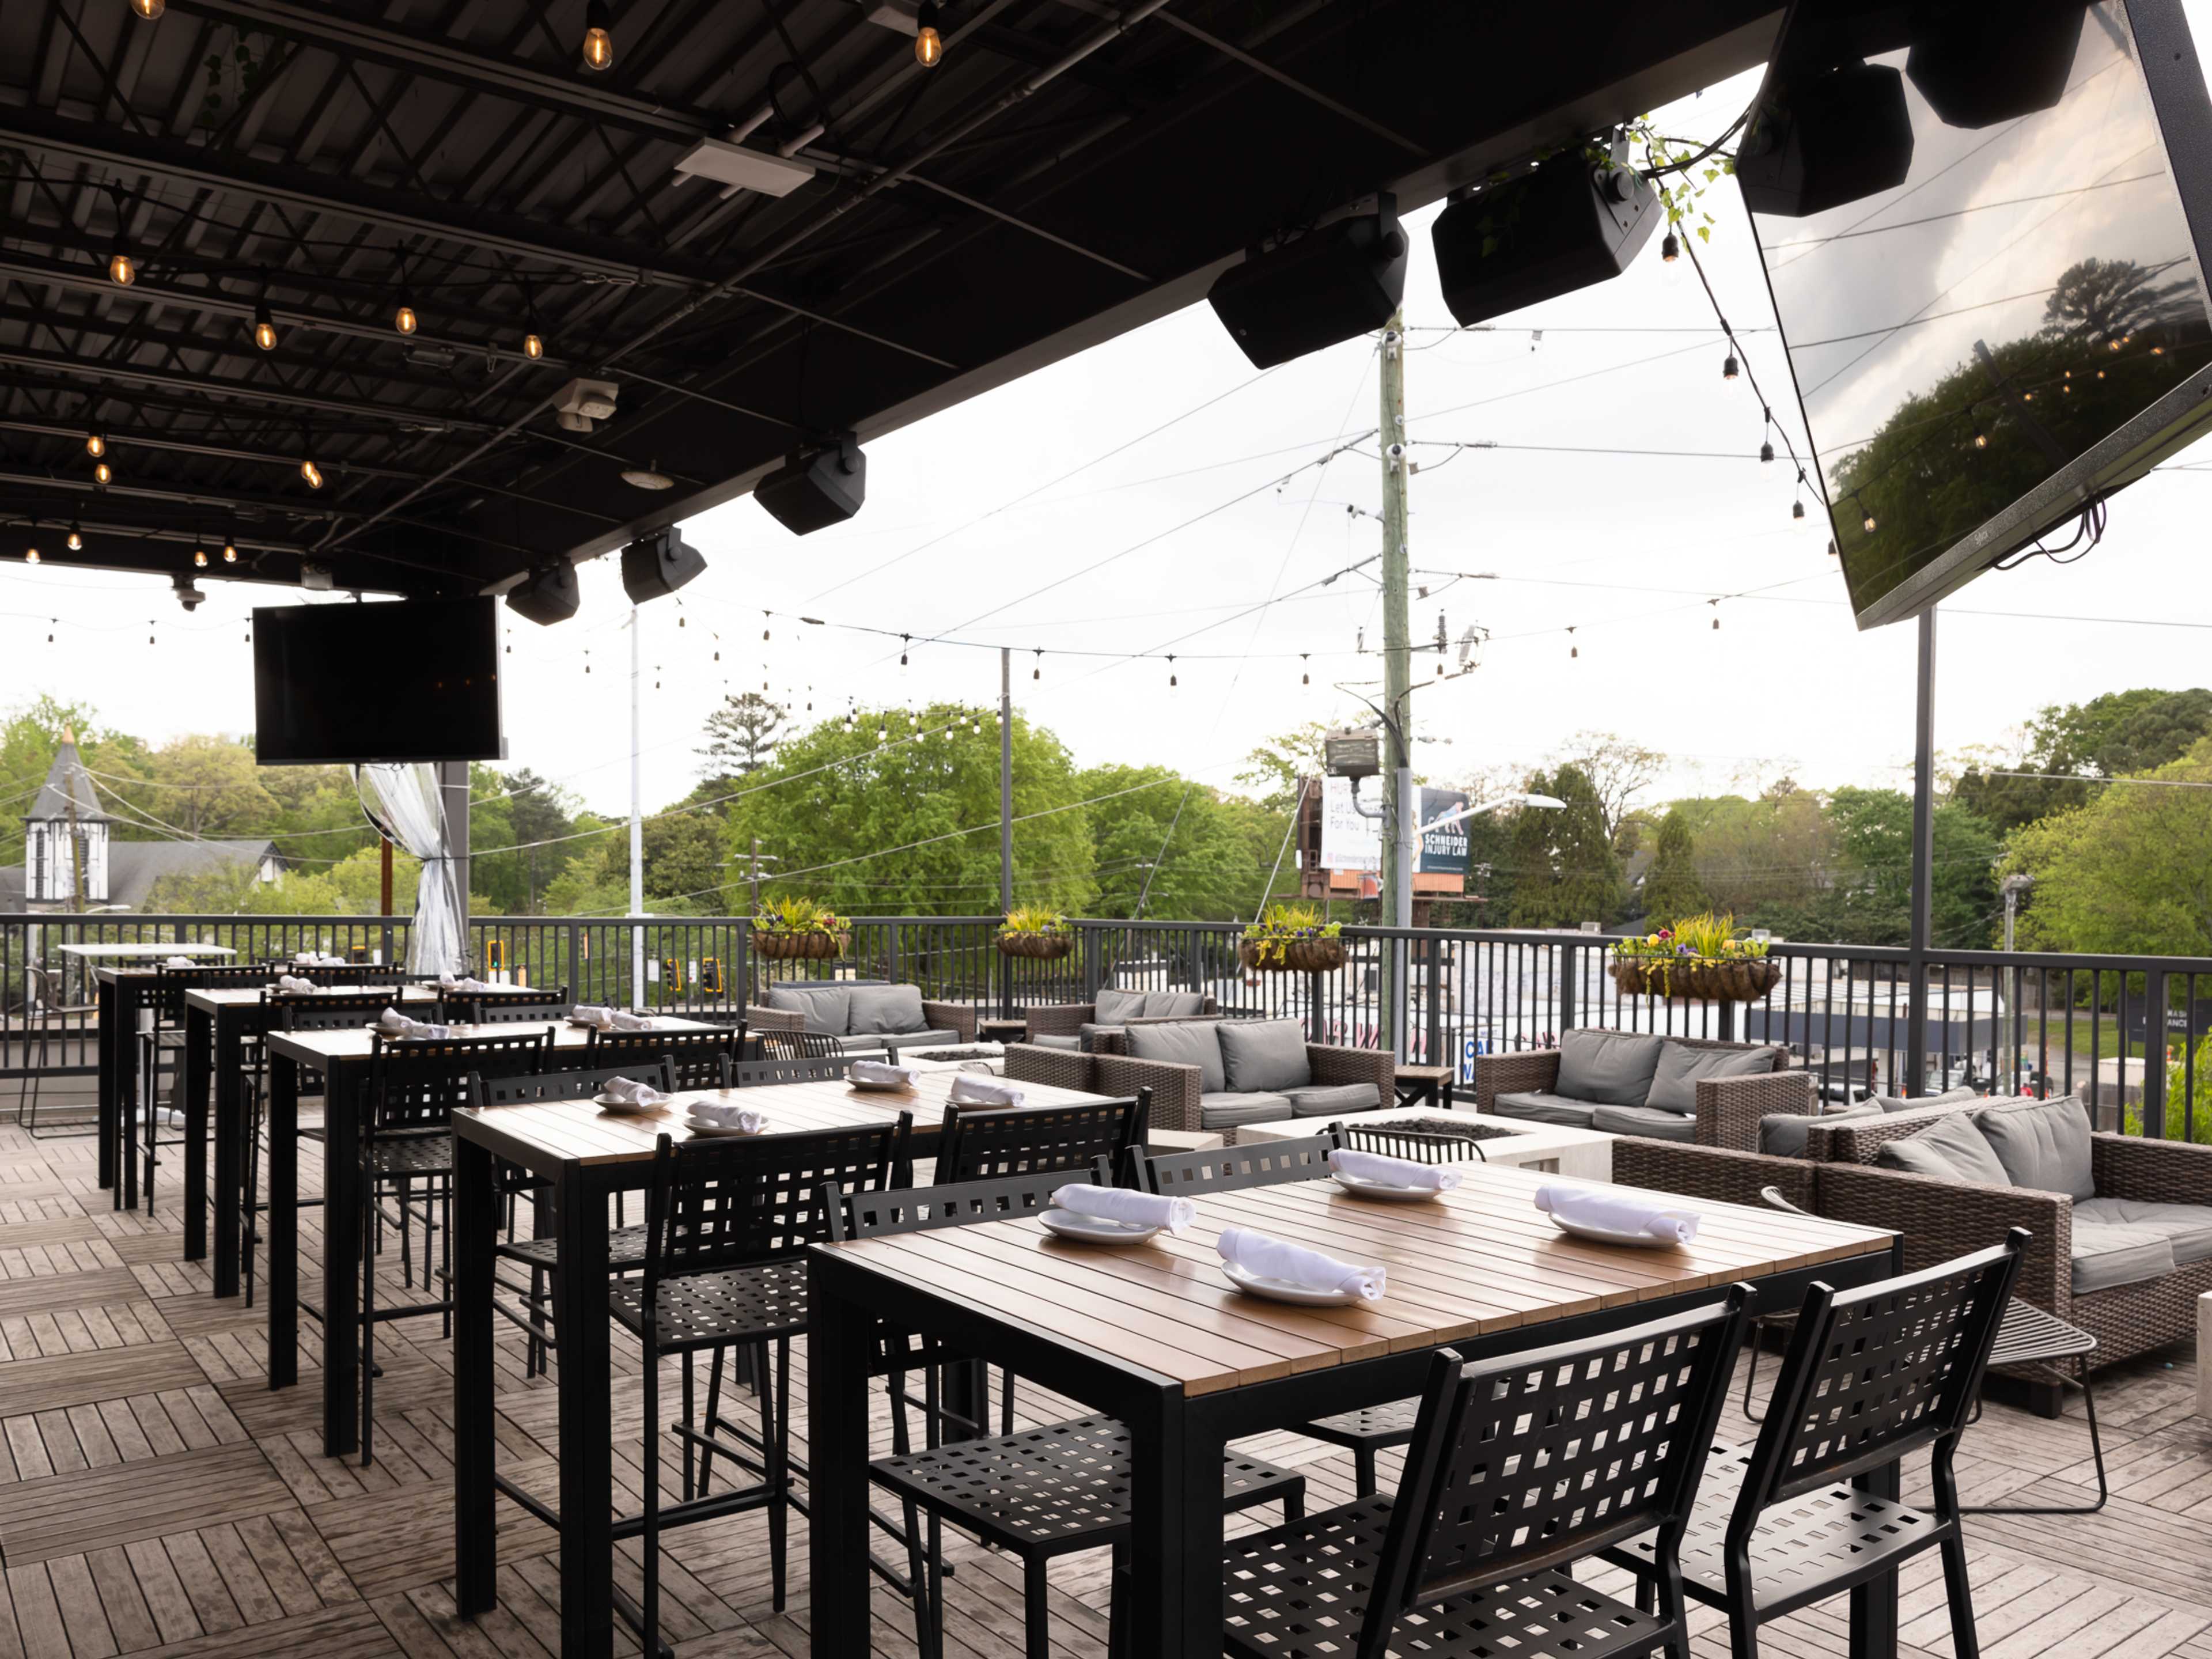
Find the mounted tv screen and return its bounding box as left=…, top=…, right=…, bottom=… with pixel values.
left=1747, top=0, right=2212, bottom=628
left=253, top=599, right=503, bottom=765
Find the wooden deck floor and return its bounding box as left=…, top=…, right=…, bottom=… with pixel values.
left=0, top=1110, right=2207, bottom=1658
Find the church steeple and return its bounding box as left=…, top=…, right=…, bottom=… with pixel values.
left=25, top=728, right=110, bottom=906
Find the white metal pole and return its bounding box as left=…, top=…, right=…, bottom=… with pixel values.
left=629, top=605, right=645, bottom=1011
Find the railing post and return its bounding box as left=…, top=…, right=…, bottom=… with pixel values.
left=1556, top=942, right=1577, bottom=1041
left=2143, top=965, right=2168, bottom=1137
left=1424, top=930, right=1443, bottom=1071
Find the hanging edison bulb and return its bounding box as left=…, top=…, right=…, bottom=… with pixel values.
left=301, top=454, right=323, bottom=489
left=130, top=0, right=164, bottom=16
left=67, top=521, right=84, bottom=552
left=253, top=297, right=278, bottom=351
left=582, top=0, right=613, bottom=70
left=86, top=429, right=106, bottom=460
left=94, top=460, right=113, bottom=486
left=914, top=0, right=942, bottom=66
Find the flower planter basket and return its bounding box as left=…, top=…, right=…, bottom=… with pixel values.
left=997, top=932, right=1074, bottom=961
left=1611, top=956, right=1781, bottom=1002
left=752, top=930, right=849, bottom=962
left=1240, top=937, right=1347, bottom=975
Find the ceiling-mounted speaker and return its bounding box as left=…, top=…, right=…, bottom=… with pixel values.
left=620, top=528, right=705, bottom=602
left=1207, top=196, right=1406, bottom=369
left=1907, top=2, right=2086, bottom=129
left=1738, top=60, right=1914, bottom=217
left=505, top=561, right=581, bottom=625
left=756, top=434, right=866, bottom=535
left=1430, top=147, right=1660, bottom=328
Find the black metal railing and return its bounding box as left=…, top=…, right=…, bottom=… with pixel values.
left=5, top=911, right=2205, bottom=1142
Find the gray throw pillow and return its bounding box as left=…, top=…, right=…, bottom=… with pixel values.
left=765, top=983, right=849, bottom=1036
left=1868, top=1085, right=1976, bottom=1114
left=1645, top=1041, right=1779, bottom=1113
left=846, top=983, right=927, bottom=1036
left=1144, top=991, right=1206, bottom=1018
left=1124, top=1018, right=1227, bottom=1093
left=1975, top=1094, right=2094, bottom=1200
left=1875, top=1111, right=2012, bottom=1186
left=1555, top=1029, right=1665, bottom=1107
left=1217, top=1019, right=1312, bottom=1093
left=1093, top=986, right=1147, bottom=1025
left=1759, top=1103, right=1879, bottom=1158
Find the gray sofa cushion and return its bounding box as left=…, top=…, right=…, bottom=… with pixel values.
left=1218, top=1020, right=1312, bottom=1094
left=1491, top=1091, right=1599, bottom=1130
left=2071, top=1224, right=2176, bottom=1294
left=1145, top=991, right=1206, bottom=1017
left=1975, top=1095, right=2094, bottom=1200
left=880, top=1029, right=959, bottom=1054
left=765, top=983, right=850, bottom=1036
left=2074, top=1197, right=2212, bottom=1265
left=1875, top=1112, right=2012, bottom=1185
left=1031, top=1032, right=1084, bottom=1052
left=1200, top=1091, right=1293, bottom=1130
left=846, top=983, right=928, bottom=1036
left=1093, top=986, right=1149, bottom=1025
left=1279, top=1082, right=1381, bottom=1118
left=1759, top=1103, right=1880, bottom=1158
left=1869, top=1085, right=1977, bottom=1113
left=1126, top=1018, right=1228, bottom=1093
left=1646, top=1042, right=1778, bottom=1113
left=1590, top=1103, right=1697, bottom=1143
left=1555, top=1029, right=1665, bottom=1108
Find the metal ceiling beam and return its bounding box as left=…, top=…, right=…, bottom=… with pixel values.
left=0, top=344, right=499, bottom=431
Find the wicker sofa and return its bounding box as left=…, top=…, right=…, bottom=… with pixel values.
left=1475, top=1029, right=1812, bottom=1150
left=1021, top=987, right=1218, bottom=1052
left=748, top=979, right=976, bottom=1052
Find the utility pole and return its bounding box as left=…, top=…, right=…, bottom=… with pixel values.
left=1378, top=310, right=1415, bottom=1055
left=65, top=751, right=84, bottom=915
left=628, top=606, right=645, bottom=1012
left=2001, top=872, right=2033, bottom=1090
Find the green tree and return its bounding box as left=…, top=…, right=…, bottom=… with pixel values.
left=698, top=692, right=789, bottom=783
left=1506, top=766, right=1623, bottom=927
left=1797, top=787, right=2001, bottom=948
left=1234, top=719, right=1332, bottom=815
left=1639, top=809, right=1707, bottom=925
left=148, top=734, right=279, bottom=835
left=1954, top=687, right=2211, bottom=832
left=0, top=698, right=153, bottom=861
left=1080, top=766, right=1268, bottom=921
left=2006, top=737, right=2212, bottom=956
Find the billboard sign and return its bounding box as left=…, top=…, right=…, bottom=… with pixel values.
left=1317, top=778, right=1471, bottom=876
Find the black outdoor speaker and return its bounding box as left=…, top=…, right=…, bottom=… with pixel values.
left=1907, top=2, right=2085, bottom=129
left=620, top=527, right=706, bottom=602
left=503, top=561, right=579, bottom=626
left=1431, top=153, right=1661, bottom=328
left=1207, top=199, right=1407, bottom=369
left=756, top=435, right=866, bottom=535
left=1738, top=60, right=1915, bottom=217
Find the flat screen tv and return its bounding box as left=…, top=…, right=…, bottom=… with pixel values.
left=253, top=598, right=504, bottom=765
left=1745, top=0, right=2212, bottom=628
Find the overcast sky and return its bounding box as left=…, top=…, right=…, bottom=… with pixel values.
left=10, top=6, right=2212, bottom=825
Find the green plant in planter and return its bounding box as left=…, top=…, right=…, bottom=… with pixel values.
left=1611, top=911, right=1770, bottom=997
left=752, top=896, right=849, bottom=939
left=998, top=906, right=1068, bottom=938
left=1240, top=902, right=1344, bottom=968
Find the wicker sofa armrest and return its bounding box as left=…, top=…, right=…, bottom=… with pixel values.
left=920, top=999, right=977, bottom=1042
left=1003, top=1043, right=1098, bottom=1093
left=1694, top=1069, right=1815, bottom=1153
left=1022, top=1002, right=1093, bottom=1039
left=1308, top=1043, right=1396, bottom=1103
left=1611, top=1139, right=1817, bottom=1214
left=747, top=1005, right=805, bottom=1035
left=2090, top=1131, right=2212, bottom=1205
left=1816, top=1162, right=2070, bottom=1315
left=1805, top=1097, right=1983, bottom=1164
left=1474, top=1048, right=1562, bottom=1113
left=1093, top=1052, right=1203, bottom=1135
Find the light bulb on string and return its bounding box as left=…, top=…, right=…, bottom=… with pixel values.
left=1032, top=649, right=1041, bottom=681
left=581, top=0, right=613, bottom=70
left=67, top=521, right=83, bottom=552
left=222, top=534, right=237, bottom=563
left=1972, top=425, right=1987, bottom=449
left=1660, top=230, right=1679, bottom=263
left=1567, top=626, right=1577, bottom=660
left=24, top=524, right=39, bottom=565
left=252, top=270, right=277, bottom=350
left=107, top=186, right=135, bottom=286
left=1167, top=656, right=1177, bottom=688
left=900, top=634, right=910, bottom=666
left=914, top=0, right=942, bottom=66
left=129, top=0, right=164, bottom=17
left=1759, top=406, right=1774, bottom=464
left=1721, top=352, right=1738, bottom=381
left=394, top=288, right=417, bottom=336
left=1300, top=653, right=1310, bottom=687
left=93, top=460, right=112, bottom=486
left=521, top=275, right=544, bottom=359
left=85, top=429, right=105, bottom=460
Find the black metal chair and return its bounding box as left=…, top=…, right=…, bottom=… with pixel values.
left=934, top=1091, right=1148, bottom=1184
left=132, top=966, right=203, bottom=1215
left=1221, top=1287, right=1752, bottom=1659
left=623, top=1119, right=910, bottom=1649
left=14, top=965, right=100, bottom=1138
left=463, top=996, right=571, bottom=1024
left=1131, top=1131, right=1339, bottom=1196
left=1603, top=1231, right=2029, bottom=1659
left=582, top=1027, right=739, bottom=1091
left=730, top=1052, right=851, bottom=1086
left=757, top=1028, right=843, bottom=1061
left=827, top=1164, right=1308, bottom=1659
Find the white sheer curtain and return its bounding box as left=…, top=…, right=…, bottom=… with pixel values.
left=356, top=764, right=465, bottom=977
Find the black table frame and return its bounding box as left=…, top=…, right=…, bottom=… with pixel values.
left=802, top=1232, right=1904, bottom=1657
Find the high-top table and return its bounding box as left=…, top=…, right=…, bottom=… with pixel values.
left=447, top=1067, right=1119, bottom=1657
left=73, top=948, right=237, bottom=1206
left=804, top=1164, right=1902, bottom=1658
left=262, top=1014, right=720, bottom=1457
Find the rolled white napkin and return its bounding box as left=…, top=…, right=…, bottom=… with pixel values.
left=609, top=1009, right=658, bottom=1032
left=439, top=974, right=498, bottom=993
left=276, top=975, right=317, bottom=993
left=164, top=955, right=197, bottom=969
left=1535, top=1184, right=1700, bottom=1245
left=570, top=1004, right=616, bottom=1029
left=949, top=1074, right=1025, bottom=1109
left=1218, top=1226, right=1385, bottom=1301
left=850, top=1059, right=920, bottom=1088
left=1328, top=1147, right=1461, bottom=1192
left=601, top=1075, right=671, bottom=1107
left=375, top=1008, right=451, bottom=1040
left=688, top=1099, right=768, bottom=1134
left=1051, top=1184, right=1194, bottom=1234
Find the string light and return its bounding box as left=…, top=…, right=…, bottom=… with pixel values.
left=24, top=524, right=39, bottom=564
left=1301, top=653, right=1310, bottom=686
left=85, top=429, right=105, bottom=460
left=1972, top=425, right=1987, bottom=449
left=300, top=431, right=323, bottom=489
left=67, top=521, right=83, bottom=552
left=1167, top=654, right=1177, bottom=688
left=393, top=278, right=418, bottom=336
left=521, top=275, right=544, bottom=359
left=107, top=186, right=134, bottom=286
left=1032, top=649, right=1042, bottom=681
left=1660, top=232, right=1679, bottom=263
left=914, top=0, right=942, bottom=66
left=93, top=460, right=112, bottom=486
left=252, top=270, right=277, bottom=350
left=1759, top=406, right=1774, bottom=464
left=1860, top=500, right=1876, bottom=533
left=899, top=634, right=910, bottom=666
left=1721, top=353, right=1738, bottom=381
left=582, top=0, right=613, bottom=70
left=1567, top=626, right=1577, bottom=659
left=1710, top=600, right=1720, bottom=631
left=192, top=534, right=207, bottom=568
left=128, top=0, right=164, bottom=16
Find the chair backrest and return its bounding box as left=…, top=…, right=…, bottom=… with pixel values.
left=173, top=963, right=280, bottom=988
left=825, top=1156, right=1111, bottom=1241
left=471, top=1056, right=674, bottom=1108
left=465, top=998, right=571, bottom=1024
left=279, top=990, right=429, bottom=1030
left=585, top=1028, right=737, bottom=1090
left=645, top=1118, right=908, bottom=1277
left=1362, top=1288, right=1752, bottom=1631
left=366, top=1030, right=547, bottom=1135
left=1739, top=1230, right=2024, bottom=1509
left=730, top=1052, right=851, bottom=1087
left=307, top=963, right=412, bottom=986
left=471, top=983, right=570, bottom=1003
left=1329, top=1118, right=1488, bottom=1165
left=758, top=1028, right=844, bottom=1060
left=1135, top=1131, right=1337, bottom=1196
left=934, top=1093, right=1147, bottom=1184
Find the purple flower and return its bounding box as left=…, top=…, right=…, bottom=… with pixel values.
left=1676, top=943, right=1693, bottom=956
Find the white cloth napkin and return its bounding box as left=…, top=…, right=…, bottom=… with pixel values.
left=850, top=1059, right=920, bottom=1088
left=949, top=1074, right=1025, bottom=1109
left=1218, top=1226, right=1385, bottom=1301
left=376, top=1008, right=450, bottom=1040
left=689, top=1099, right=768, bottom=1134
left=1328, top=1147, right=1461, bottom=1192
left=570, top=1004, right=616, bottom=1029
left=1535, top=1184, right=1700, bottom=1244
left=276, top=975, right=317, bottom=993
left=164, top=955, right=197, bottom=969
left=601, top=1075, right=671, bottom=1107
left=609, top=1010, right=658, bottom=1032
left=1051, top=1184, right=1194, bottom=1234
left=439, top=974, right=497, bottom=993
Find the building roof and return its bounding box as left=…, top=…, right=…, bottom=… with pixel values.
left=29, top=737, right=110, bottom=825
left=103, top=840, right=281, bottom=911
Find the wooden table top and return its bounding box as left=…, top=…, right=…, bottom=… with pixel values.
left=455, top=1069, right=1116, bottom=1171
left=820, top=1161, right=1896, bottom=1397
left=186, top=984, right=435, bottom=1013
left=264, top=1014, right=721, bottom=1065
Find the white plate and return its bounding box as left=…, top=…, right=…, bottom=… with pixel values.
left=1330, top=1170, right=1443, bottom=1203
left=594, top=1093, right=668, bottom=1115
left=1547, top=1215, right=1690, bottom=1249
left=1039, top=1208, right=1159, bottom=1244
left=846, top=1077, right=917, bottom=1094
left=566, top=1017, right=612, bottom=1030
left=1221, top=1260, right=1365, bottom=1307
left=684, top=1113, right=763, bottom=1137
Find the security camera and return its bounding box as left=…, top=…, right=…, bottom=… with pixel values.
left=1385, top=441, right=1406, bottom=461
left=172, top=574, right=203, bottom=612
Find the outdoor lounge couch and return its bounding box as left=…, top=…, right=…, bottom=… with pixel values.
left=1020, top=986, right=1217, bottom=1052
left=1475, top=1027, right=1812, bottom=1150
left=748, top=979, right=976, bottom=1052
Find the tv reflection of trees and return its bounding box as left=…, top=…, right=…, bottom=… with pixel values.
left=1828, top=256, right=2207, bottom=606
